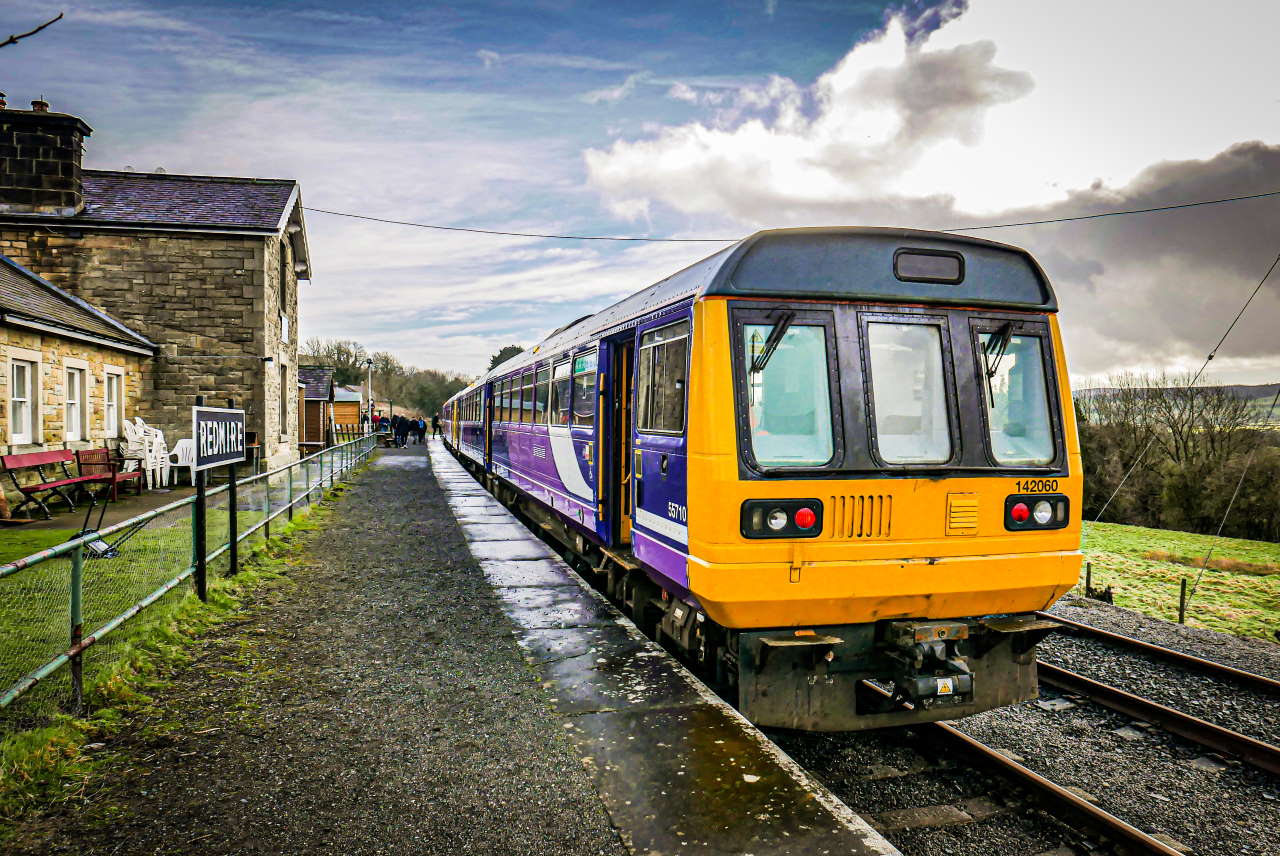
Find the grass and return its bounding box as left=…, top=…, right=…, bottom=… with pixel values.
left=1081, top=521, right=1280, bottom=640
left=0, top=466, right=366, bottom=829
left=0, top=530, right=77, bottom=566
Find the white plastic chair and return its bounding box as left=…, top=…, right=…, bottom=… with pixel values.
left=133, top=418, right=170, bottom=488
left=168, top=439, right=196, bottom=486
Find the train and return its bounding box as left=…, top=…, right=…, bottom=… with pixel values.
left=441, top=226, right=1081, bottom=731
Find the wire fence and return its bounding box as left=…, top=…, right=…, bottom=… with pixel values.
left=0, top=434, right=378, bottom=738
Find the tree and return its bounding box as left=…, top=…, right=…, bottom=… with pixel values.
left=300, top=338, right=368, bottom=387
left=489, top=345, right=524, bottom=370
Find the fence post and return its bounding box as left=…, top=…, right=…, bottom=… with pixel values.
left=1085, top=561, right=1092, bottom=595
left=193, top=394, right=208, bottom=603
left=1178, top=577, right=1188, bottom=624
left=329, top=448, right=336, bottom=489
left=264, top=471, right=272, bottom=541
left=228, top=461, right=239, bottom=576
left=69, top=544, right=84, bottom=711
left=287, top=459, right=295, bottom=522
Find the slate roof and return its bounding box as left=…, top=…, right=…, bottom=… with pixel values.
left=0, top=254, right=155, bottom=352
left=298, top=366, right=335, bottom=400
left=78, top=170, right=297, bottom=231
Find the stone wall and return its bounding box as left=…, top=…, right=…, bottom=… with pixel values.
left=0, top=226, right=299, bottom=468
left=0, top=325, right=145, bottom=509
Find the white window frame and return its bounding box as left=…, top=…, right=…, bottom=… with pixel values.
left=9, top=358, right=36, bottom=445
left=63, top=358, right=90, bottom=444
left=103, top=365, right=125, bottom=439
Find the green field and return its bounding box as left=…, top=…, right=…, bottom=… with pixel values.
left=1081, top=521, right=1280, bottom=640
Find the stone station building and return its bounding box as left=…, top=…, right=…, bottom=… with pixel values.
left=0, top=97, right=311, bottom=469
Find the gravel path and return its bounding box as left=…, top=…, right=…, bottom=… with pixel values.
left=1048, top=595, right=1280, bottom=679
left=8, top=447, right=627, bottom=856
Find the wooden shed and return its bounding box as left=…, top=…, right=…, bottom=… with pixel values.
left=332, top=384, right=363, bottom=428
left=297, top=366, right=335, bottom=452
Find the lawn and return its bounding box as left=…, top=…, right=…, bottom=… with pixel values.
left=0, top=530, right=78, bottom=566
left=1081, top=521, right=1280, bottom=640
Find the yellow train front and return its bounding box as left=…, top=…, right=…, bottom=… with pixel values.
left=443, top=226, right=1081, bottom=732
left=678, top=228, right=1080, bottom=730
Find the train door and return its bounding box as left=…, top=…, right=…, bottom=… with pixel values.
left=630, top=315, right=691, bottom=588
left=605, top=336, right=635, bottom=545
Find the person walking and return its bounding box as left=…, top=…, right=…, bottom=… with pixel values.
left=394, top=415, right=409, bottom=448
left=417, top=418, right=427, bottom=444
left=431, top=414, right=441, bottom=438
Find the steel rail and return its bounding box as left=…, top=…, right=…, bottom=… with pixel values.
left=1038, top=612, right=1280, bottom=695
left=1037, top=661, right=1280, bottom=776
left=930, top=721, right=1184, bottom=856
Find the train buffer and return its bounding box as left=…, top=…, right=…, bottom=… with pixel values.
left=429, top=442, right=899, bottom=856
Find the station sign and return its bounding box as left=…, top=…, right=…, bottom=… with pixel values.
left=192, top=406, right=247, bottom=471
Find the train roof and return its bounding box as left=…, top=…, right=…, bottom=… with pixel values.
left=476, top=226, right=1056, bottom=383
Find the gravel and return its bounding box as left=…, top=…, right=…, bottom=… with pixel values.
left=773, top=728, right=1087, bottom=856
left=1049, top=595, right=1280, bottom=679
left=1039, top=632, right=1280, bottom=745
left=6, top=446, right=627, bottom=856
left=955, top=692, right=1280, bottom=856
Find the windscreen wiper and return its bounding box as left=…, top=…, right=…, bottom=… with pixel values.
left=750, top=311, right=796, bottom=374
left=983, top=322, right=1014, bottom=402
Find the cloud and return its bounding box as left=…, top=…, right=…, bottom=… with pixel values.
left=476, top=49, right=501, bottom=69
left=582, top=72, right=651, bottom=105
left=583, top=1, right=1280, bottom=383
left=585, top=17, right=1029, bottom=218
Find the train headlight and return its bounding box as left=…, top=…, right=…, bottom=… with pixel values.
left=740, top=500, right=823, bottom=538
left=1010, top=502, right=1030, bottom=523
left=1033, top=500, right=1053, bottom=525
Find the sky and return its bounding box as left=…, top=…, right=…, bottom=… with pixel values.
left=2, top=0, right=1278, bottom=385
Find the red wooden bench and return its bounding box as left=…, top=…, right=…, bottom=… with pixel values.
left=2, top=449, right=105, bottom=519
left=76, top=447, right=144, bottom=502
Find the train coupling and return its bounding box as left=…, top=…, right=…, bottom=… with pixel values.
left=883, top=620, right=975, bottom=703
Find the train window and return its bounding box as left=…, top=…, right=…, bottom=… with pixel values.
left=866, top=322, right=951, bottom=464
left=502, top=378, right=513, bottom=423
left=520, top=371, right=535, bottom=424
left=979, top=331, right=1054, bottom=465
left=572, top=350, right=598, bottom=428
left=741, top=323, right=834, bottom=467
left=535, top=367, right=550, bottom=423
left=894, top=249, right=963, bottom=284
left=637, top=320, right=689, bottom=434
left=551, top=360, right=572, bottom=426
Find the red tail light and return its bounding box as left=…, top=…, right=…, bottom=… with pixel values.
left=1010, top=502, right=1030, bottom=523
left=794, top=507, right=817, bottom=529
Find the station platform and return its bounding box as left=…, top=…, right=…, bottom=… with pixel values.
left=428, top=442, right=899, bottom=856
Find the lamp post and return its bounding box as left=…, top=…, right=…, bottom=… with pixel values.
left=364, top=357, right=374, bottom=434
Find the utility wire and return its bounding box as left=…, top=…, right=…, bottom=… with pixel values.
left=302, top=188, right=1280, bottom=243
left=1090, top=250, right=1280, bottom=524
left=1185, top=387, right=1280, bottom=609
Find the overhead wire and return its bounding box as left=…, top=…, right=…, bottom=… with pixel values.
left=302, top=187, right=1280, bottom=243
left=1089, top=250, right=1280, bottom=524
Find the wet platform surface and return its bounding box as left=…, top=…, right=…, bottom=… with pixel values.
left=429, top=442, right=899, bottom=856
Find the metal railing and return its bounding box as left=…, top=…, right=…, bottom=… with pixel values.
left=0, top=434, right=378, bottom=735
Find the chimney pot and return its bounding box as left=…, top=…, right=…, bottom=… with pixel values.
left=31, top=98, right=49, bottom=112
left=0, top=102, right=92, bottom=215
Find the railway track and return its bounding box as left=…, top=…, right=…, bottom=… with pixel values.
left=1038, top=611, right=1280, bottom=695
left=462, top=464, right=1276, bottom=855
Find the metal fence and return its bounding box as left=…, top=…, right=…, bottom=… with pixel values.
left=0, top=434, right=378, bottom=737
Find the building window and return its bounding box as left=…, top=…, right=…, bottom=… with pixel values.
left=104, top=371, right=122, bottom=438
left=279, top=362, right=288, bottom=437
left=279, top=240, right=291, bottom=342
left=10, top=360, right=35, bottom=445
left=65, top=367, right=87, bottom=442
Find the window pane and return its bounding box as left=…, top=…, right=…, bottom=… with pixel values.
left=521, top=372, right=534, bottom=424
left=981, top=333, right=1054, bottom=465
left=638, top=322, right=688, bottom=433
left=741, top=324, right=833, bottom=467
left=572, top=351, right=597, bottom=427
left=535, top=367, right=549, bottom=422
left=12, top=362, right=26, bottom=400
left=867, top=322, right=951, bottom=464
left=551, top=362, right=571, bottom=426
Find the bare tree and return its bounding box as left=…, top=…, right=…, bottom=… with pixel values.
left=1, top=12, right=63, bottom=49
